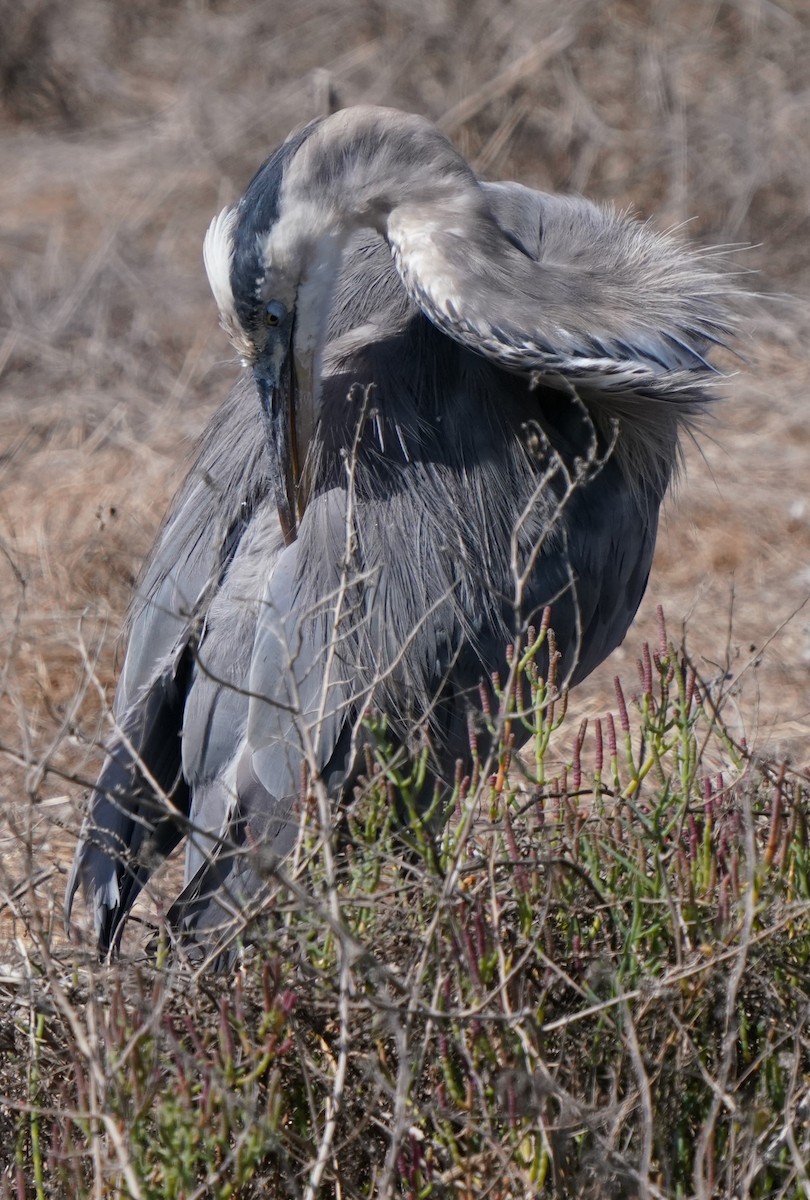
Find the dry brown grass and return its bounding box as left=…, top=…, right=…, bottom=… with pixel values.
left=2, top=0, right=809, bottom=837
left=1, top=2, right=809, bottom=1191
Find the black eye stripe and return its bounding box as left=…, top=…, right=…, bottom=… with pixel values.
left=229, top=117, right=323, bottom=329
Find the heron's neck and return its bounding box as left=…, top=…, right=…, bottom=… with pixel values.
left=278, top=107, right=482, bottom=238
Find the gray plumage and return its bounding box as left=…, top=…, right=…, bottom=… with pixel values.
left=66, top=106, right=731, bottom=961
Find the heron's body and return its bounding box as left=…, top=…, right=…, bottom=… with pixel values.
left=67, top=107, right=730, bottom=959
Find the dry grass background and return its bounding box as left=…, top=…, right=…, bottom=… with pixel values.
left=1, top=0, right=810, bottom=955
left=2, top=3, right=810, bottom=1196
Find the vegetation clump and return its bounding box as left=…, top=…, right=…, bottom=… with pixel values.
left=1, top=612, right=808, bottom=1199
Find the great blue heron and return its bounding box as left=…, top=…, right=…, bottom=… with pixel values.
left=66, top=105, right=730, bottom=960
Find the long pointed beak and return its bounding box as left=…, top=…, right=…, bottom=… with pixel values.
left=254, top=350, right=301, bottom=546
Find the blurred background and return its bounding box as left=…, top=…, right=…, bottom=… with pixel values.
left=1, top=0, right=810, bottom=899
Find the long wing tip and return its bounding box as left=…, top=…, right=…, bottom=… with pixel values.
left=64, top=840, right=124, bottom=953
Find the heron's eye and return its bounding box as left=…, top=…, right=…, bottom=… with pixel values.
left=265, top=300, right=286, bottom=328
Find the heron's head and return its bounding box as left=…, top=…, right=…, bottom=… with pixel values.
left=203, top=118, right=340, bottom=542
left=202, top=106, right=477, bottom=540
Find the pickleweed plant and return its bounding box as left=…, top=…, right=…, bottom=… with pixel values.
left=2, top=610, right=808, bottom=1199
